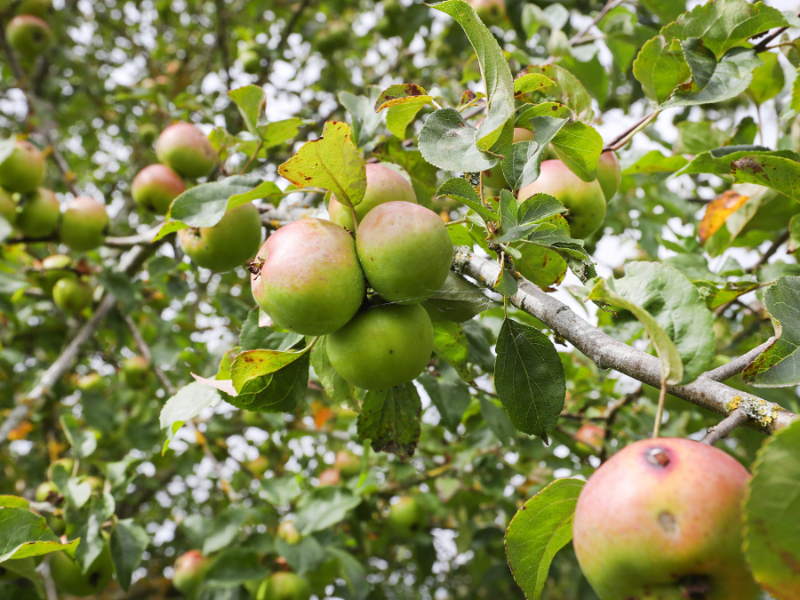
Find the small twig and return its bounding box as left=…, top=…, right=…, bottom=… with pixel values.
left=569, top=0, right=622, bottom=44
left=214, top=0, right=232, bottom=90
left=239, top=139, right=264, bottom=174
left=604, top=111, right=659, bottom=151
left=701, top=407, right=750, bottom=445
left=104, top=226, right=163, bottom=248
left=703, top=337, right=776, bottom=382
left=40, top=558, right=60, bottom=600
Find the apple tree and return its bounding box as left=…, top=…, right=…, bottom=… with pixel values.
left=1, top=0, right=800, bottom=599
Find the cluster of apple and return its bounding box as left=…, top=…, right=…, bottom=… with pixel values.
left=130, top=122, right=264, bottom=273
left=5, top=0, right=54, bottom=66
left=250, top=164, right=455, bottom=391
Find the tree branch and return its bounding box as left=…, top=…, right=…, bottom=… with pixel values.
left=452, top=246, right=798, bottom=434
left=702, top=337, right=776, bottom=382
left=257, top=0, right=314, bottom=86
left=701, top=407, right=750, bottom=445
left=0, top=245, right=155, bottom=446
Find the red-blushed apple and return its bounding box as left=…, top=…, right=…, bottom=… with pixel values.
left=575, top=423, right=605, bottom=455
left=173, top=550, right=212, bottom=600
left=178, top=203, right=262, bottom=272
left=597, top=151, right=621, bottom=201
left=5, top=15, right=52, bottom=60
left=573, top=437, right=761, bottom=600
left=356, top=202, right=454, bottom=304
left=328, top=163, right=417, bottom=231
left=318, top=468, right=341, bottom=486
left=250, top=218, right=365, bottom=335
left=334, top=450, right=361, bottom=478
left=156, top=123, right=218, bottom=179
left=131, top=164, right=186, bottom=214
left=60, top=197, right=109, bottom=251
left=518, top=160, right=606, bottom=239
left=0, top=140, right=46, bottom=193
left=326, top=303, right=433, bottom=390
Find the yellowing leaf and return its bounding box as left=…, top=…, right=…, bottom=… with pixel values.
left=698, top=189, right=749, bottom=243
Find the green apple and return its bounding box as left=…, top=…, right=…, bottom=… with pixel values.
left=17, top=0, right=52, bottom=18
left=122, top=356, right=150, bottom=390
left=256, top=572, right=311, bottom=600
left=596, top=151, right=621, bottom=201
left=50, top=544, right=114, bottom=597
left=17, top=188, right=59, bottom=238
left=156, top=122, right=218, bottom=179
left=38, top=254, right=75, bottom=295
left=131, top=164, right=185, bottom=215
left=387, top=496, right=426, bottom=538
left=178, top=203, right=262, bottom=273
left=0, top=140, right=46, bottom=193
left=59, top=196, right=109, bottom=251
left=0, top=187, right=17, bottom=225
left=5, top=15, right=52, bottom=60
left=52, top=278, right=92, bottom=314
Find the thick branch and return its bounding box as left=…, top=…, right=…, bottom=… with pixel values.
left=0, top=245, right=155, bottom=446
left=701, top=408, right=750, bottom=445
left=452, top=247, right=798, bottom=434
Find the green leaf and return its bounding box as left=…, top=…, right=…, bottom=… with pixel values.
left=228, top=352, right=310, bottom=413
left=521, top=65, right=593, bottom=123
left=513, top=73, right=555, bottom=96
left=661, top=0, right=787, bottom=57
left=275, top=536, right=325, bottom=576
left=357, top=383, right=422, bottom=460
left=743, top=418, right=800, bottom=597
left=260, top=476, right=302, bottom=507
left=260, top=118, right=305, bottom=150
left=432, top=321, right=473, bottom=381
left=386, top=102, right=428, bottom=140
left=432, top=0, right=515, bottom=152
left=674, top=121, right=727, bottom=155
left=622, top=150, right=688, bottom=174
left=418, top=367, right=471, bottom=433
left=731, top=155, right=800, bottom=201
left=479, top=395, right=516, bottom=444
left=551, top=120, right=603, bottom=182
left=505, top=478, right=585, bottom=599
left=632, top=35, right=689, bottom=107
left=339, top=89, right=383, bottom=147
left=0, top=496, right=29, bottom=508
left=375, top=83, right=432, bottom=111
left=0, top=507, right=78, bottom=563
left=749, top=52, right=785, bottom=105
left=278, top=121, right=366, bottom=209
left=203, top=509, right=251, bottom=555
left=641, top=0, right=685, bottom=26
left=326, top=547, right=370, bottom=600
left=74, top=493, right=115, bottom=573
left=589, top=262, right=715, bottom=384
left=204, top=548, right=264, bottom=586
left=230, top=343, right=313, bottom=394
left=228, top=85, right=266, bottom=135
left=227, top=180, right=284, bottom=208
left=419, top=108, right=497, bottom=172
left=294, top=487, right=362, bottom=535
left=494, top=267, right=519, bottom=297
left=677, top=146, right=797, bottom=176
left=159, top=382, right=222, bottom=452
left=110, top=519, right=149, bottom=591
left=664, top=44, right=762, bottom=108
left=59, top=415, right=97, bottom=459
left=310, top=337, right=358, bottom=408
left=50, top=465, right=92, bottom=509
left=742, top=277, right=800, bottom=387
left=494, top=318, right=566, bottom=439
left=436, top=177, right=498, bottom=221
left=790, top=215, right=800, bottom=253
left=503, top=116, right=567, bottom=191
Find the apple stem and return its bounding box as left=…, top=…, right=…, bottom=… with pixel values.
left=653, top=378, right=667, bottom=438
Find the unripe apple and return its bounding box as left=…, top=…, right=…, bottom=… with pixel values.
left=387, top=496, right=426, bottom=538
left=596, top=151, right=621, bottom=201
left=518, top=160, right=606, bottom=239
left=17, top=188, right=59, bottom=238
left=131, top=164, right=185, bottom=214
left=240, top=49, right=261, bottom=74
left=173, top=550, right=212, bottom=600
left=47, top=515, right=65, bottom=535
left=17, top=0, right=52, bottom=18
left=60, top=197, right=109, bottom=251
left=39, top=254, right=75, bottom=295
left=468, top=0, right=506, bottom=25
left=122, top=356, right=150, bottom=390
left=0, top=187, right=17, bottom=224
left=0, top=558, right=39, bottom=582
left=156, top=123, right=218, bottom=179
left=52, top=278, right=92, bottom=314
left=77, top=372, right=104, bottom=392
left=256, top=572, right=311, bottom=600
left=47, top=457, right=74, bottom=480
left=5, top=15, right=52, bottom=60
left=356, top=202, right=454, bottom=304
left=247, top=455, right=269, bottom=477
left=80, top=475, right=104, bottom=493
left=318, top=467, right=341, bottom=486
left=573, top=438, right=761, bottom=600
left=250, top=218, right=365, bottom=335
left=178, top=203, right=262, bottom=273
left=0, top=140, right=46, bottom=193
left=326, top=303, right=433, bottom=390
left=138, top=122, right=159, bottom=145
left=35, top=481, right=59, bottom=503
left=277, top=521, right=300, bottom=545
left=334, top=449, right=361, bottom=478
left=328, top=163, right=417, bottom=231
left=422, top=271, right=487, bottom=322
left=50, top=544, right=114, bottom=597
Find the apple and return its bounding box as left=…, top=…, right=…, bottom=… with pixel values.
left=247, top=455, right=269, bottom=477
left=173, top=550, right=211, bottom=600
left=0, top=187, right=16, bottom=225
left=131, top=164, right=186, bottom=215
left=277, top=521, right=300, bottom=545
left=356, top=202, right=454, bottom=304
left=387, top=496, right=426, bottom=538
left=334, top=450, right=361, bottom=478
left=60, top=197, right=109, bottom=251
left=328, top=163, right=417, bottom=231
left=596, top=151, right=621, bottom=201
left=17, top=0, right=52, bottom=18
left=5, top=15, right=52, bottom=60
left=422, top=271, right=487, bottom=322
left=326, top=303, right=433, bottom=390
left=47, top=457, right=75, bottom=480
left=256, top=572, right=311, bottom=600
left=0, top=140, right=46, bottom=193
left=35, top=481, right=60, bottom=503
left=155, top=123, right=218, bottom=179
left=250, top=218, right=365, bottom=335
left=38, top=254, right=75, bottom=295
left=178, top=203, right=262, bottom=272
left=16, top=188, right=59, bottom=238
left=239, top=49, right=261, bottom=74
left=77, top=373, right=105, bottom=392
left=468, top=0, right=506, bottom=25
left=49, top=544, right=114, bottom=597
left=518, top=160, right=606, bottom=239
left=52, top=278, right=92, bottom=314
left=573, top=437, right=761, bottom=600
left=575, top=423, right=605, bottom=455
left=318, top=468, right=341, bottom=486
left=122, top=356, right=150, bottom=390
left=138, top=122, right=159, bottom=145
